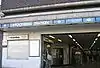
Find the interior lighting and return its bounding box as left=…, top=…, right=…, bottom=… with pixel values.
left=68, top=35, right=73, bottom=38
left=77, top=43, right=80, bottom=45
left=58, top=39, right=62, bottom=42
left=74, top=40, right=83, bottom=49
left=89, top=37, right=98, bottom=49
left=73, top=39, right=76, bottom=41
left=93, top=41, right=96, bottom=44
left=89, top=41, right=96, bottom=49
left=44, top=37, right=48, bottom=41
left=95, top=38, right=98, bottom=41
left=47, top=45, right=51, bottom=47
left=49, top=35, right=55, bottom=39
left=75, top=42, right=78, bottom=44
left=97, top=34, right=100, bottom=37
left=48, top=39, right=54, bottom=43
left=45, top=37, right=48, bottom=40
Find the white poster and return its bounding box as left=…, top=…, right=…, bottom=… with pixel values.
left=7, top=40, right=29, bottom=59
left=29, top=40, right=40, bottom=56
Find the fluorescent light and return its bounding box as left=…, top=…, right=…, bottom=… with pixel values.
left=45, top=37, right=48, bottom=40
left=77, top=43, right=79, bottom=45
left=58, top=39, right=62, bottom=42
left=47, top=45, right=51, bottom=47
left=44, top=37, right=48, bottom=41
left=73, top=39, right=76, bottom=41
left=89, top=41, right=96, bottom=49
left=98, top=34, right=100, bottom=37
left=94, top=41, right=96, bottom=44
left=95, top=38, right=98, bottom=41
left=68, top=35, right=73, bottom=38
left=75, top=42, right=78, bottom=44
left=49, top=35, right=55, bottom=39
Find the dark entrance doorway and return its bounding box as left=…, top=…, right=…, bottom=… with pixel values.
left=41, top=32, right=100, bottom=68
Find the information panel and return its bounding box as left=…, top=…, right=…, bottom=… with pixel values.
left=7, top=40, right=29, bottom=59
left=29, top=40, right=40, bottom=57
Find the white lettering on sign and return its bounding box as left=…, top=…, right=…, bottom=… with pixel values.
left=54, top=20, right=65, bottom=24
left=33, top=21, right=52, bottom=26
left=83, top=18, right=95, bottom=23
left=7, top=35, right=28, bottom=40
left=2, top=24, right=9, bottom=28
left=86, top=18, right=92, bottom=22
left=10, top=22, right=32, bottom=27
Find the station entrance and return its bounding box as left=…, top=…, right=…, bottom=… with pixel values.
left=41, top=32, right=100, bottom=68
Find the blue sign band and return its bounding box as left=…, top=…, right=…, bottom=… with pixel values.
left=53, top=19, right=66, bottom=24
left=66, top=18, right=82, bottom=24
left=83, top=18, right=95, bottom=23
left=95, top=17, right=100, bottom=23
left=0, top=17, right=100, bottom=28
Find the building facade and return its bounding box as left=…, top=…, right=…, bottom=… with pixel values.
left=1, top=0, right=100, bottom=68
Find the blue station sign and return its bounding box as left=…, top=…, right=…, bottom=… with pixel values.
left=83, top=17, right=95, bottom=23
left=2, top=23, right=10, bottom=28
left=95, top=17, right=100, bottom=23
left=33, top=20, right=52, bottom=26
left=53, top=19, right=66, bottom=24
left=66, top=18, right=83, bottom=24
left=1, top=17, right=100, bottom=28
left=10, top=22, right=33, bottom=28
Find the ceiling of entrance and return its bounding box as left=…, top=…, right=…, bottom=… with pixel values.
left=43, top=33, right=99, bottom=49
left=72, top=33, right=98, bottom=49
left=43, top=34, right=75, bottom=45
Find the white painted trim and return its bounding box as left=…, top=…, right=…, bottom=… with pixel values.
left=2, top=1, right=100, bottom=13
left=3, top=7, right=100, bottom=19
left=1, top=11, right=100, bottom=23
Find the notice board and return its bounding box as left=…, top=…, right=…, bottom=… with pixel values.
left=29, top=40, right=40, bottom=57
left=7, top=40, right=29, bottom=59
